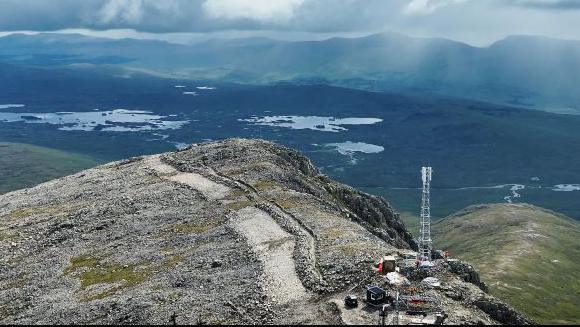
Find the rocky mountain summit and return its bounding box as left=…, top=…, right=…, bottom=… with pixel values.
left=0, top=139, right=531, bottom=324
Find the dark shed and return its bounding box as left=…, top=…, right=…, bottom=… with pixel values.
left=366, top=286, right=386, bottom=305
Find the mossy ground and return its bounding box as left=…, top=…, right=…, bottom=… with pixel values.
left=3, top=204, right=67, bottom=220
left=226, top=200, right=259, bottom=210
left=226, top=188, right=248, bottom=198
left=64, top=255, right=152, bottom=290
left=64, top=252, right=189, bottom=302
left=64, top=255, right=153, bottom=302
left=433, top=204, right=580, bottom=324
left=172, top=222, right=221, bottom=234
left=275, top=196, right=303, bottom=210
left=252, top=180, right=279, bottom=191
left=161, top=255, right=184, bottom=269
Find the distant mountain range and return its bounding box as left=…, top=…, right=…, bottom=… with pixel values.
left=1, top=32, right=579, bottom=114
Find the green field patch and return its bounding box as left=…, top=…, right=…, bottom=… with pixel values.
left=3, top=204, right=66, bottom=220
left=0, top=142, right=98, bottom=194
left=226, top=188, right=248, bottom=199
left=161, top=254, right=184, bottom=269
left=83, top=285, right=125, bottom=302
left=65, top=251, right=195, bottom=302
left=63, top=255, right=99, bottom=275
left=76, top=262, right=150, bottom=290
left=434, top=204, right=580, bottom=324
left=64, top=254, right=153, bottom=302
left=275, top=196, right=305, bottom=210
left=252, top=179, right=279, bottom=191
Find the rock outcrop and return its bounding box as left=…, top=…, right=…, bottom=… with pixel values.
left=446, top=259, right=488, bottom=292
left=0, top=139, right=530, bottom=324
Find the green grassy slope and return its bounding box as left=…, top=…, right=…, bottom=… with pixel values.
left=398, top=211, right=421, bottom=237
left=433, top=203, right=580, bottom=324
left=0, top=142, right=99, bottom=194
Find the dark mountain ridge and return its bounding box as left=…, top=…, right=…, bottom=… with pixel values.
left=1, top=32, right=579, bottom=113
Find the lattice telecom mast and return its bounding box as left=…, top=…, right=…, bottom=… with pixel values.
left=419, top=167, right=433, bottom=262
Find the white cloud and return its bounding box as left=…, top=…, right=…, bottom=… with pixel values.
left=99, top=0, right=145, bottom=24
left=98, top=0, right=181, bottom=24
left=202, top=0, right=305, bottom=23
left=404, top=0, right=467, bottom=15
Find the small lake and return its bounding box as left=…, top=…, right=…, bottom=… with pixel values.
left=0, top=109, right=189, bottom=132
left=323, top=141, right=385, bottom=155
left=239, top=115, right=382, bottom=132
left=0, top=104, right=25, bottom=110
left=553, top=184, right=580, bottom=192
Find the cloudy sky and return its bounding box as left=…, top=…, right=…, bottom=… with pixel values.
left=0, top=0, right=579, bottom=45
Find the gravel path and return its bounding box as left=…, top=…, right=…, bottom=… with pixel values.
left=147, top=156, right=230, bottom=200
left=231, top=206, right=309, bottom=305
left=146, top=155, right=309, bottom=305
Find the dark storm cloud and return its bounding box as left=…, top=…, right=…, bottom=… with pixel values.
left=0, top=0, right=578, bottom=45
left=0, top=0, right=406, bottom=33
left=0, top=0, right=101, bottom=31
left=511, top=0, right=580, bottom=10
left=0, top=0, right=217, bottom=32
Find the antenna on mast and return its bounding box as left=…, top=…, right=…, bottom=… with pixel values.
left=418, top=166, right=433, bottom=264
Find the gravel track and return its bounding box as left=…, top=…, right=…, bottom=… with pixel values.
left=230, top=207, right=309, bottom=305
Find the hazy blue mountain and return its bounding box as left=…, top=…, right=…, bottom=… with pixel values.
left=1, top=32, right=579, bottom=113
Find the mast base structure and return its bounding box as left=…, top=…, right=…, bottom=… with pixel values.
left=418, top=166, right=433, bottom=266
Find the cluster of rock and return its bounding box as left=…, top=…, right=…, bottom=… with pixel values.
left=445, top=259, right=489, bottom=292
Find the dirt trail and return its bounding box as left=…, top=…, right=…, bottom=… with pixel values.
left=204, top=165, right=324, bottom=290
left=231, top=206, right=309, bottom=305
left=145, top=155, right=309, bottom=304
left=145, top=156, right=230, bottom=200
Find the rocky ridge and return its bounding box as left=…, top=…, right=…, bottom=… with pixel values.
left=0, top=139, right=531, bottom=324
